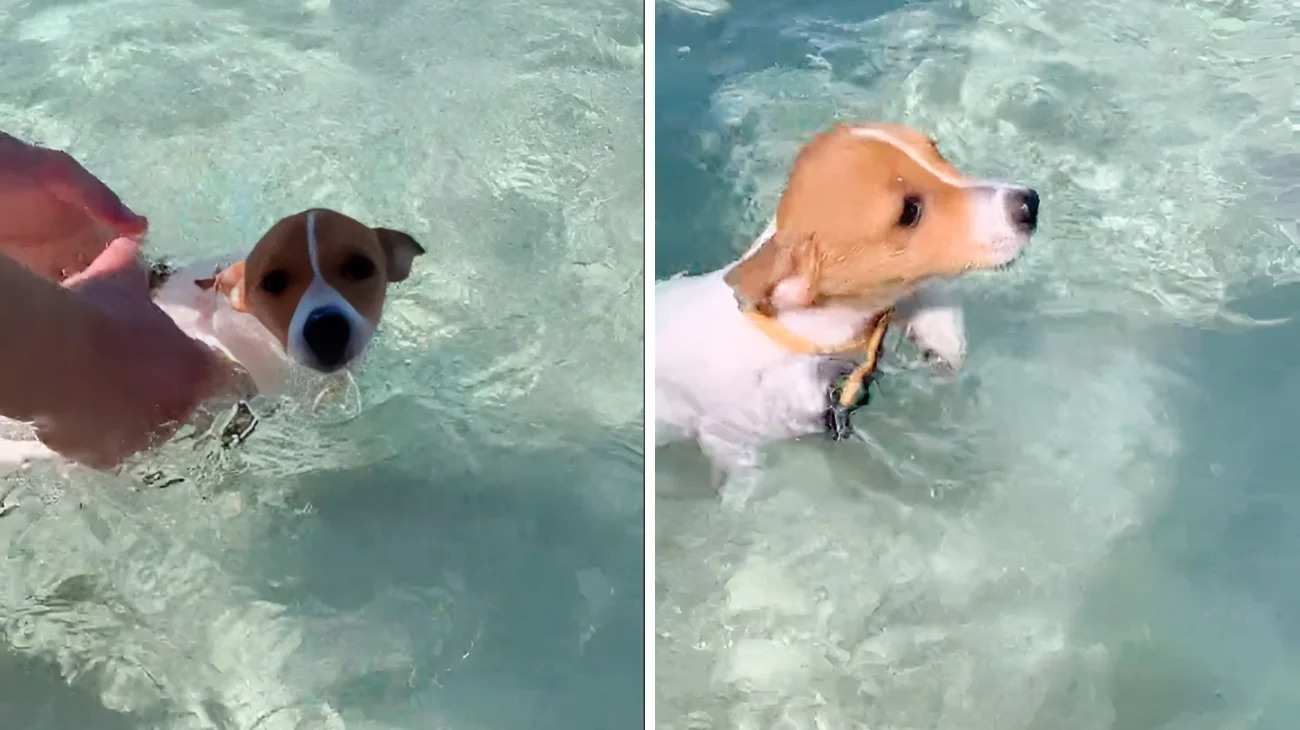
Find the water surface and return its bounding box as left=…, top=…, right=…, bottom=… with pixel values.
left=0, top=0, right=644, bottom=728
left=655, top=0, right=1297, bottom=727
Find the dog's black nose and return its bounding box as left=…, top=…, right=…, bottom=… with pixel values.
left=302, top=307, right=352, bottom=370
left=1008, top=188, right=1040, bottom=233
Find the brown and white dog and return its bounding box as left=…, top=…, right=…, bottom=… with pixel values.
left=157, top=207, right=424, bottom=396
left=0, top=207, right=424, bottom=474
left=655, top=123, right=1041, bottom=506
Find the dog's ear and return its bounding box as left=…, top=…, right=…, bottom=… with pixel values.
left=211, top=260, right=248, bottom=312
left=722, top=232, right=818, bottom=315
left=374, top=228, right=425, bottom=283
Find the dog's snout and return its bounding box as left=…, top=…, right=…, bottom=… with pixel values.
left=1007, top=188, right=1040, bottom=233
left=302, top=307, right=352, bottom=370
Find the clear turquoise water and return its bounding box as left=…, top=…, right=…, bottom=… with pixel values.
left=0, top=1, right=644, bottom=728
left=655, top=0, right=1297, bottom=728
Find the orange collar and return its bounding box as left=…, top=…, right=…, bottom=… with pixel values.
left=741, top=307, right=893, bottom=357
left=742, top=307, right=896, bottom=411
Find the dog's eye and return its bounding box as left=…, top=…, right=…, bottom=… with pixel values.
left=260, top=269, right=290, bottom=295
left=342, top=255, right=376, bottom=281
left=898, top=196, right=924, bottom=228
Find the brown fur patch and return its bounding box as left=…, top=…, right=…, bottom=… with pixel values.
left=725, top=123, right=992, bottom=314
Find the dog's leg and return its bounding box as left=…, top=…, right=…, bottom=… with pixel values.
left=894, top=279, right=966, bottom=376
left=698, top=429, right=763, bottom=509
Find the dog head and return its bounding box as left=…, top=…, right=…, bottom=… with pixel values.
left=206, top=208, right=424, bottom=372
left=724, top=123, right=1039, bottom=315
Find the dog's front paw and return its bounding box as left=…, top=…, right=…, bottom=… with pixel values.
left=904, top=318, right=965, bottom=378
left=919, top=347, right=962, bottom=379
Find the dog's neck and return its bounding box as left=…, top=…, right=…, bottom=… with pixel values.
left=756, top=301, right=887, bottom=354
left=729, top=220, right=891, bottom=353
left=151, top=259, right=301, bottom=397
left=209, top=304, right=298, bottom=396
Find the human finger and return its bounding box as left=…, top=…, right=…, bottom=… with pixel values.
left=40, top=148, right=148, bottom=237
left=62, top=237, right=150, bottom=295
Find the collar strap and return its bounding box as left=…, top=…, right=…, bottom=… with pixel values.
left=741, top=306, right=895, bottom=410
left=741, top=307, right=892, bottom=357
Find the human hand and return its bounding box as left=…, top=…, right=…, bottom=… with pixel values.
left=0, top=132, right=148, bottom=280
left=35, top=238, right=226, bottom=469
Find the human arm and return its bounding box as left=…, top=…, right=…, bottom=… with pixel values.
left=0, top=238, right=224, bottom=469
left=0, top=249, right=106, bottom=424
left=0, top=133, right=221, bottom=468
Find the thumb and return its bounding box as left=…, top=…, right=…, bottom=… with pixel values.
left=62, top=237, right=149, bottom=293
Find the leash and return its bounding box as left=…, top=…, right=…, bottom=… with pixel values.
left=741, top=306, right=894, bottom=440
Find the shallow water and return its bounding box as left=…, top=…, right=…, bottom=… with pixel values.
left=655, top=1, right=1297, bottom=728
left=0, top=0, right=644, bottom=728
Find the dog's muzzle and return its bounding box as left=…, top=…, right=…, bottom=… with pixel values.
left=301, top=307, right=352, bottom=371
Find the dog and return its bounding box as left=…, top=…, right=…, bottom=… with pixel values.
left=0, top=207, right=424, bottom=476
left=0, top=207, right=425, bottom=728
left=655, top=123, right=1040, bottom=506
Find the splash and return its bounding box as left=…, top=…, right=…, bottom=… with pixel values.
left=0, top=0, right=644, bottom=726
left=656, top=0, right=1296, bottom=727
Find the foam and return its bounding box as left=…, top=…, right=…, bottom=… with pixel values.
left=0, top=0, right=643, bottom=726
left=656, top=0, right=1296, bottom=727
left=657, top=0, right=731, bottom=17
